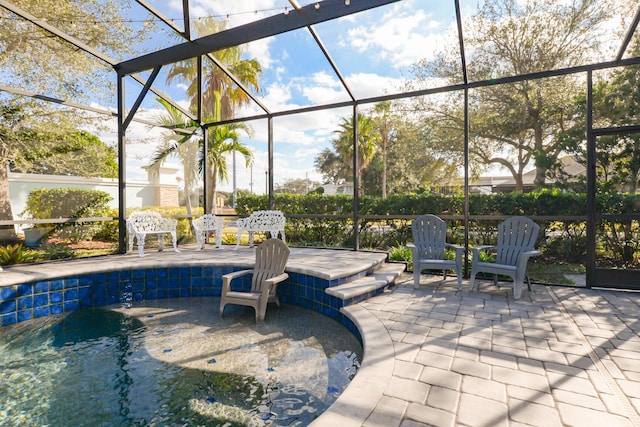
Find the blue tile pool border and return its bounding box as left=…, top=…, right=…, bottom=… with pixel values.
left=0, top=265, right=366, bottom=341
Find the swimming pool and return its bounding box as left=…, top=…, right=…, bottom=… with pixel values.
left=0, top=297, right=362, bottom=426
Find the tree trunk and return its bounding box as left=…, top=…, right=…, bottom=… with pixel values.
left=206, top=164, right=218, bottom=214
left=382, top=137, right=387, bottom=199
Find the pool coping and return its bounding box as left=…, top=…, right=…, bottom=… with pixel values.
left=0, top=245, right=387, bottom=287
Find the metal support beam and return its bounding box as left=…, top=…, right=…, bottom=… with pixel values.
left=463, top=88, right=470, bottom=275
left=268, top=117, right=274, bottom=209
left=122, top=66, right=162, bottom=131
left=455, top=0, right=468, bottom=85
left=117, top=75, right=127, bottom=254
left=308, top=27, right=356, bottom=102
left=586, top=70, right=596, bottom=288
left=181, top=0, right=191, bottom=40
left=135, top=0, right=185, bottom=36
left=617, top=5, right=640, bottom=61
left=0, top=0, right=115, bottom=64
left=352, top=104, right=360, bottom=251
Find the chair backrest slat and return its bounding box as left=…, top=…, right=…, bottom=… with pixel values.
left=496, top=216, right=540, bottom=266
left=412, top=214, right=448, bottom=260
left=251, top=239, right=290, bottom=293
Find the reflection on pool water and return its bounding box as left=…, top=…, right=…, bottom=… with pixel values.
left=0, top=297, right=362, bottom=426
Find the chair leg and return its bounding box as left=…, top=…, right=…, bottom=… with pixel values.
left=414, top=269, right=421, bottom=289
left=513, top=280, right=523, bottom=299
left=469, top=267, right=477, bottom=291
left=256, top=304, right=266, bottom=322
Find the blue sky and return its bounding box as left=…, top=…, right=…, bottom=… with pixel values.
left=113, top=0, right=466, bottom=194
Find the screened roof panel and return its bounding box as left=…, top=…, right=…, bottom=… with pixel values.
left=312, top=0, right=465, bottom=97
left=460, top=0, right=640, bottom=83
left=240, top=28, right=352, bottom=114
left=1, top=0, right=639, bottom=120
left=187, top=0, right=299, bottom=34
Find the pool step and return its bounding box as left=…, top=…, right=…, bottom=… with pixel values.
left=325, top=262, right=406, bottom=302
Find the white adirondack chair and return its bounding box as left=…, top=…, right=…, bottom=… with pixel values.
left=470, top=216, right=541, bottom=299
left=408, top=214, right=465, bottom=289
left=219, top=238, right=290, bottom=322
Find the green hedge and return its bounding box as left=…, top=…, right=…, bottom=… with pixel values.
left=235, top=189, right=615, bottom=217
left=235, top=191, right=638, bottom=267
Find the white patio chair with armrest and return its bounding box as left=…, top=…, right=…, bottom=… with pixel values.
left=407, top=214, right=465, bottom=290
left=470, top=216, right=541, bottom=299
left=219, top=238, right=290, bottom=322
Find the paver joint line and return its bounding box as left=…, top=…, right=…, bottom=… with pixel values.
left=548, top=287, right=640, bottom=427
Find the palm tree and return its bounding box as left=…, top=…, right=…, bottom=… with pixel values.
left=165, top=17, right=262, bottom=122
left=373, top=101, right=393, bottom=199
left=205, top=124, right=253, bottom=213
left=333, top=113, right=380, bottom=193
left=150, top=99, right=201, bottom=221
left=150, top=98, right=253, bottom=214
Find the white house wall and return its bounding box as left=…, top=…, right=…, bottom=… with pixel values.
left=8, top=171, right=160, bottom=226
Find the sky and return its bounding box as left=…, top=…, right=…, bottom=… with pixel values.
left=113, top=0, right=465, bottom=194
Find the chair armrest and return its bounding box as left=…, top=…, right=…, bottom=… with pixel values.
left=406, top=243, right=420, bottom=260
left=516, top=250, right=542, bottom=275
left=221, top=270, right=252, bottom=292
left=264, top=273, right=289, bottom=286
left=446, top=243, right=465, bottom=261
left=471, top=245, right=495, bottom=256
left=261, top=273, right=290, bottom=307
left=222, top=269, right=252, bottom=281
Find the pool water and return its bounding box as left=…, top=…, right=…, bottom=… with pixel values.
left=0, top=297, right=362, bottom=426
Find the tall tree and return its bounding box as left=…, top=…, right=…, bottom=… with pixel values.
left=150, top=99, right=200, bottom=220
left=561, top=41, right=640, bottom=194
left=372, top=101, right=394, bottom=199
left=409, top=0, right=616, bottom=191
left=0, top=1, right=153, bottom=240
left=165, top=17, right=262, bottom=122
left=314, top=148, right=351, bottom=185
left=162, top=17, right=262, bottom=211
left=150, top=99, right=253, bottom=214
left=332, top=113, right=380, bottom=193
left=0, top=100, right=119, bottom=240
left=0, top=0, right=153, bottom=104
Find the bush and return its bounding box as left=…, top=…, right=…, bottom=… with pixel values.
left=21, top=188, right=113, bottom=243
left=0, top=244, right=39, bottom=265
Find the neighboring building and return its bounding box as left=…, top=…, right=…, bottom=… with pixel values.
left=470, top=156, right=586, bottom=193
left=8, top=164, right=181, bottom=231
left=321, top=181, right=354, bottom=195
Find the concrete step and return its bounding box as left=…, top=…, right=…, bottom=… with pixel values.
left=326, top=262, right=406, bottom=301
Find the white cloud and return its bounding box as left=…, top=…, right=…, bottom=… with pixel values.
left=261, top=81, right=296, bottom=110
left=344, top=2, right=449, bottom=68
left=346, top=72, right=406, bottom=98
